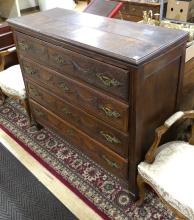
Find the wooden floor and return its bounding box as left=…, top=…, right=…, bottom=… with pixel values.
left=0, top=129, right=102, bottom=220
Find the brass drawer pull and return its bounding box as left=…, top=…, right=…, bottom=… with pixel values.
left=24, top=66, right=37, bottom=75
left=34, top=109, right=44, bottom=117
left=96, top=73, right=121, bottom=87
left=18, top=42, right=30, bottom=51
left=65, top=128, right=75, bottom=138
left=58, top=82, right=70, bottom=92
left=62, top=107, right=81, bottom=123
left=100, top=131, right=121, bottom=144
left=98, top=104, right=121, bottom=118
left=62, top=106, right=71, bottom=115
left=71, top=60, right=89, bottom=74
left=102, top=155, right=120, bottom=169
left=29, top=87, right=41, bottom=97
left=55, top=55, right=65, bottom=64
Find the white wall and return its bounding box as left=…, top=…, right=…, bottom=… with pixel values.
left=18, top=0, right=38, bottom=10
left=0, top=0, right=21, bottom=18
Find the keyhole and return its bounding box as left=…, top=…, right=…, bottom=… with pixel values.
left=180, top=9, right=183, bottom=13
left=171, top=8, right=173, bottom=11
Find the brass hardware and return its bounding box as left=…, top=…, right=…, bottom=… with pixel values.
left=71, top=60, right=89, bottom=74
left=55, top=55, right=65, bottom=64
left=18, top=42, right=30, bottom=51
left=24, top=66, right=37, bottom=75
left=102, top=155, right=120, bottom=169
left=65, top=128, right=74, bottom=137
left=29, top=88, right=40, bottom=97
left=143, top=11, right=148, bottom=24
left=154, top=13, right=160, bottom=26
left=62, top=107, right=80, bottom=123
left=29, top=87, right=41, bottom=96
left=98, top=105, right=120, bottom=118
left=96, top=73, right=121, bottom=87
left=62, top=106, right=71, bottom=115
left=100, top=131, right=121, bottom=144
left=58, top=82, right=70, bottom=92
left=34, top=109, right=44, bottom=117
left=143, top=10, right=161, bottom=26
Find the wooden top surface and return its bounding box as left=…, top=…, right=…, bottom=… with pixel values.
left=8, top=8, right=188, bottom=65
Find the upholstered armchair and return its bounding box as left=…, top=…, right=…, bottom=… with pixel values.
left=0, top=47, right=31, bottom=122
left=137, top=110, right=194, bottom=220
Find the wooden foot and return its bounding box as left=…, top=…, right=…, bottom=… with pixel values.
left=35, top=122, right=43, bottom=130
left=135, top=174, right=146, bottom=206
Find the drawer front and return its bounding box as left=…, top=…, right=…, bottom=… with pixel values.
left=16, top=32, right=129, bottom=101
left=21, top=58, right=129, bottom=132
left=0, top=32, right=14, bottom=50
left=30, top=100, right=129, bottom=180
left=121, top=3, right=160, bottom=17
left=116, top=13, right=142, bottom=22
left=120, top=3, right=129, bottom=14
left=27, top=82, right=129, bottom=157
left=16, top=33, right=48, bottom=63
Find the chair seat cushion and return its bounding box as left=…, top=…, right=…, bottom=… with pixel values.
left=138, top=141, right=194, bottom=219
left=0, top=65, right=26, bottom=99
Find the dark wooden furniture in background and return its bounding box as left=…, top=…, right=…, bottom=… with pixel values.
left=114, top=0, right=165, bottom=22
left=8, top=8, right=188, bottom=197
left=116, top=0, right=160, bottom=21
left=84, top=0, right=123, bottom=18
left=0, top=22, right=18, bottom=69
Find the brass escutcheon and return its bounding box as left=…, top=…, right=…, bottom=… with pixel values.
left=18, top=42, right=30, bottom=51
left=34, top=109, right=44, bottom=117
left=98, top=105, right=120, bottom=118
left=24, top=66, right=37, bottom=75
left=100, top=131, right=121, bottom=144
left=58, top=82, right=70, bottom=92
left=102, top=155, right=120, bottom=169
left=96, top=73, right=121, bottom=87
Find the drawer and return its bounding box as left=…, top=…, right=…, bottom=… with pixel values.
left=0, top=32, right=14, bottom=50
left=16, top=32, right=48, bottom=63
left=30, top=100, right=129, bottom=180
left=121, top=3, right=160, bottom=17
left=116, top=13, right=142, bottom=22
left=127, top=5, right=145, bottom=17
left=120, top=2, right=129, bottom=14
left=27, top=82, right=129, bottom=158
left=16, top=32, right=129, bottom=101
left=21, top=58, right=129, bottom=132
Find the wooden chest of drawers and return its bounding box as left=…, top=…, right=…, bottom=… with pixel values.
left=8, top=9, right=188, bottom=198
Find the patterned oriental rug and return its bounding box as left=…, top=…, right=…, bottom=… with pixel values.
left=0, top=99, right=176, bottom=220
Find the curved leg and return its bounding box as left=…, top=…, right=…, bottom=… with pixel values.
left=135, top=174, right=146, bottom=206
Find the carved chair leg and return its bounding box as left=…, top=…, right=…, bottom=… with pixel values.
left=135, top=174, right=146, bottom=206
left=22, top=98, right=32, bottom=125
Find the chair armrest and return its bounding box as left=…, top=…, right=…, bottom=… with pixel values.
left=0, top=47, right=16, bottom=57
left=145, top=110, right=194, bottom=163
left=0, top=47, right=16, bottom=71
